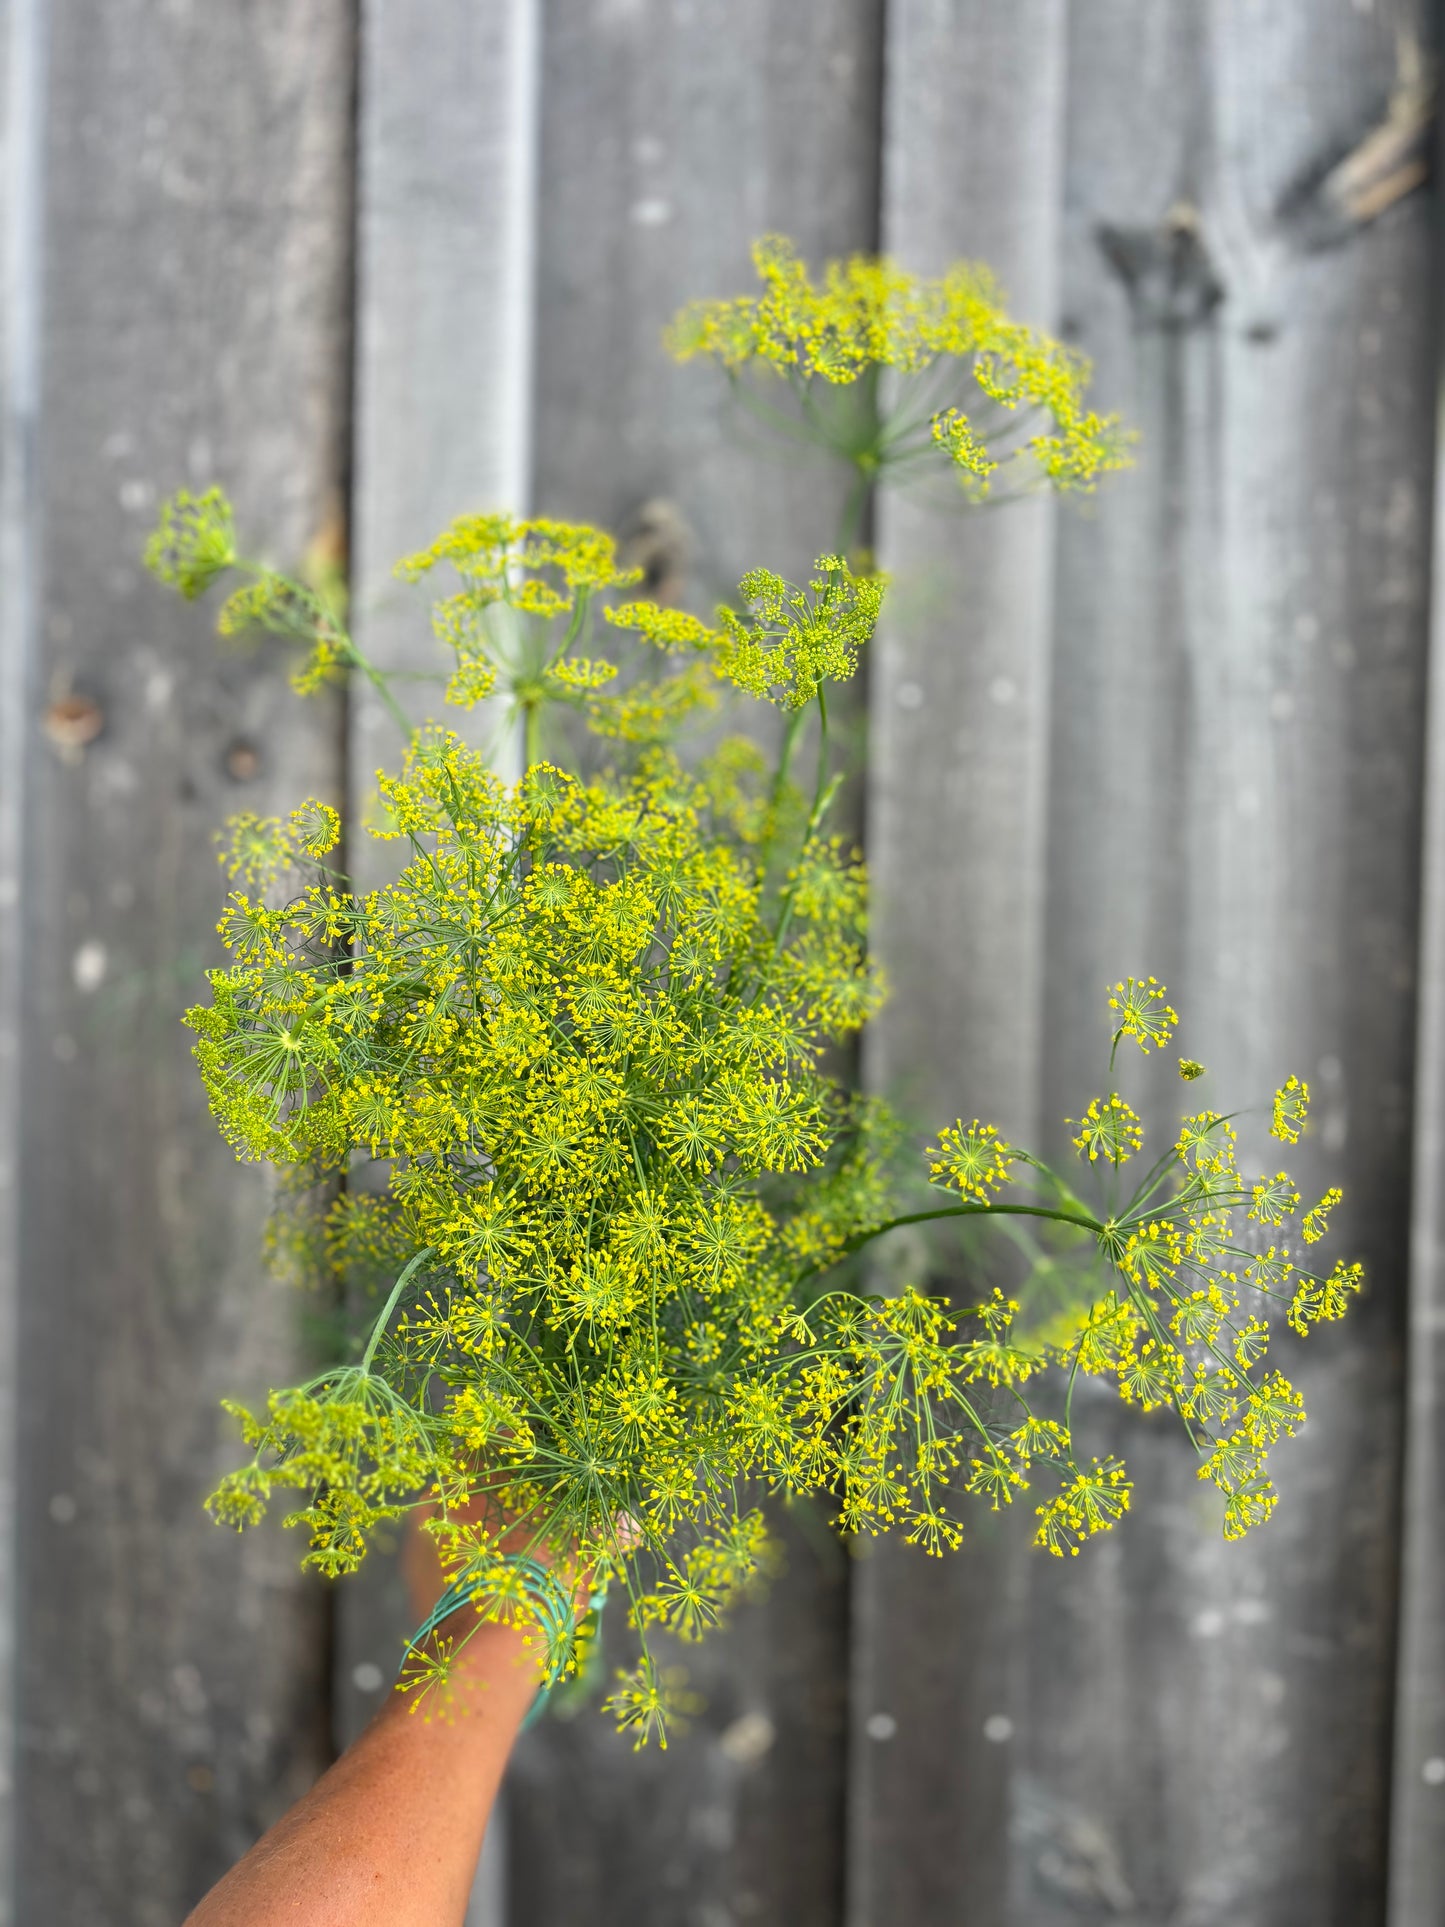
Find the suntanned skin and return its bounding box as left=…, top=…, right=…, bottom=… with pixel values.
left=185, top=1522, right=535, bottom=1927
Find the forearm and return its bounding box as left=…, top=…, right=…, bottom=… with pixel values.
left=186, top=1622, right=536, bottom=1927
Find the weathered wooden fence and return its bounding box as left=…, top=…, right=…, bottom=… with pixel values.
left=1, top=3, right=1442, bottom=1922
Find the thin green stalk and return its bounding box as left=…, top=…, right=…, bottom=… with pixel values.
left=543, top=588, right=592, bottom=672
left=345, top=644, right=416, bottom=743
left=767, top=686, right=839, bottom=961
left=847, top=1199, right=1104, bottom=1247
left=769, top=707, right=807, bottom=819
left=811, top=683, right=833, bottom=822
left=838, top=468, right=871, bottom=562
left=361, top=1247, right=435, bottom=1374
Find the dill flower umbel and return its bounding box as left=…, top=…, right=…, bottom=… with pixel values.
left=667, top=234, right=1132, bottom=520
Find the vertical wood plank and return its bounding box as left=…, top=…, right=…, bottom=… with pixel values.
left=850, top=6, right=1068, bottom=1923
left=1388, top=85, right=1445, bottom=1917
left=0, top=0, right=46, bottom=1915
left=506, top=5, right=882, bottom=1922
left=857, top=2, right=1437, bottom=1922
left=346, top=0, right=538, bottom=790
left=11, top=7, right=354, bottom=1920
left=1034, top=7, right=1431, bottom=1920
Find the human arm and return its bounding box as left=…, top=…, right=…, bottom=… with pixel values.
left=185, top=1526, right=533, bottom=1926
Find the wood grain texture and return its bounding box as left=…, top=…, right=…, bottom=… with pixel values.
left=9, top=6, right=354, bottom=1920
left=346, top=0, right=538, bottom=785
left=858, top=3, right=1437, bottom=1923
left=1388, top=97, right=1445, bottom=1920
left=1035, top=8, right=1431, bottom=1922
left=505, top=4, right=882, bottom=1922
left=0, top=3, right=46, bottom=1917
left=852, top=8, right=1068, bottom=1920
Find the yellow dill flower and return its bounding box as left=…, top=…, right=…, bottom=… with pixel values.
left=1221, top=1476, right=1278, bottom=1540
left=214, top=811, right=297, bottom=893
left=1072, top=1093, right=1144, bottom=1165
left=444, top=656, right=498, bottom=708
left=1287, top=1258, right=1364, bottom=1335
left=1117, top=1340, right=1183, bottom=1410
left=1241, top=1370, right=1306, bottom=1448
left=666, top=235, right=1131, bottom=499
left=1249, top=1173, right=1300, bottom=1227
left=1169, top=1284, right=1232, bottom=1345
left=1009, top=1416, right=1069, bottom=1464
left=143, top=486, right=236, bottom=597
left=926, top=1119, right=1015, bottom=1201
left=1034, top=1458, right=1131, bottom=1557
left=396, top=511, right=641, bottom=601
left=288, top=799, right=341, bottom=861
left=714, top=556, right=884, bottom=711
left=930, top=406, right=996, bottom=492
left=1301, top=1186, right=1343, bottom=1244
left=904, top=1502, right=966, bottom=1553
left=602, top=601, right=721, bottom=654
left=1242, top=1246, right=1293, bottom=1297
left=217, top=572, right=312, bottom=639
left=1176, top=1109, right=1235, bottom=1170
left=635, top=1569, right=721, bottom=1643
left=1121, top=1221, right=1182, bottom=1290
left=604, top=1659, right=696, bottom=1751
left=1179, top=1367, right=1239, bottom=1427
left=1107, top=975, right=1178, bottom=1054
left=397, top=1635, right=458, bottom=1717
left=546, top=656, right=618, bottom=693
left=1271, top=1074, right=1310, bottom=1144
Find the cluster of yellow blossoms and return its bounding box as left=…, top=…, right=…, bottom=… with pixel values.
left=667, top=234, right=1132, bottom=502
left=142, top=238, right=1356, bottom=1748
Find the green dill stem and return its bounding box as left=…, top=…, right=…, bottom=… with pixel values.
left=345, top=642, right=416, bottom=743
left=730, top=370, right=820, bottom=447
left=768, top=706, right=806, bottom=823
left=766, top=686, right=838, bottom=962
left=838, top=468, right=871, bottom=563
left=361, top=1247, right=435, bottom=1374
left=523, top=698, right=542, bottom=772
left=231, top=557, right=416, bottom=745
left=811, top=683, right=832, bottom=822
left=754, top=701, right=810, bottom=906
left=540, top=585, right=593, bottom=685
left=833, top=1199, right=1105, bottom=1268
left=1116, top=1150, right=1189, bottom=1224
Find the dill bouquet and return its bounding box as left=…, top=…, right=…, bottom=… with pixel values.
left=147, top=239, right=1361, bottom=1745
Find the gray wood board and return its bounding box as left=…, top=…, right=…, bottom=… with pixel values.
left=9, top=5, right=355, bottom=1920
left=0, top=1, right=47, bottom=1917
left=856, top=3, right=1436, bottom=1923
left=504, top=3, right=883, bottom=1922
left=1389, top=67, right=1445, bottom=1921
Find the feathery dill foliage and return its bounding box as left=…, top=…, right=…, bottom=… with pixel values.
left=146, top=237, right=1357, bottom=1749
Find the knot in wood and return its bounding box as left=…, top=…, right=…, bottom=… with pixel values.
left=1096, top=205, right=1225, bottom=332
